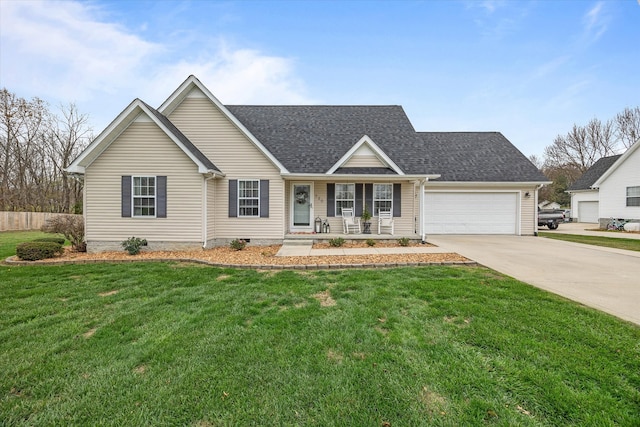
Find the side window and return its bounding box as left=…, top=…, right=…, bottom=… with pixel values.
left=238, top=179, right=260, bottom=217
left=627, top=186, right=640, bottom=207
left=335, top=183, right=355, bottom=216
left=133, top=176, right=156, bottom=217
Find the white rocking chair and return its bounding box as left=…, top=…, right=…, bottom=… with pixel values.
left=377, top=210, right=394, bottom=235
left=341, top=208, right=361, bottom=234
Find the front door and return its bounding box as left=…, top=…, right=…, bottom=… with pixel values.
left=291, top=183, right=313, bottom=231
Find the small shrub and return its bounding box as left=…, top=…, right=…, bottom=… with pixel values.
left=230, top=239, right=247, bottom=251
left=329, top=237, right=345, bottom=247
left=398, top=237, right=411, bottom=247
left=121, top=237, right=147, bottom=255
left=16, top=241, right=64, bottom=261
left=42, top=215, right=86, bottom=252
left=33, top=237, right=66, bottom=245
left=366, top=238, right=376, bottom=247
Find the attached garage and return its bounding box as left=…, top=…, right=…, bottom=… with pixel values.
left=424, top=191, right=518, bottom=234
left=577, top=201, right=599, bottom=223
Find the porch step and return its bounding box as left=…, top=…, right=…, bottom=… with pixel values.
left=282, top=239, right=314, bottom=246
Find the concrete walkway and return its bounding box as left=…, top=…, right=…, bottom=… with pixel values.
left=550, top=221, right=640, bottom=239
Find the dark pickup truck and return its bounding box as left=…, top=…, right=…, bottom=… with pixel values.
left=538, top=209, right=564, bottom=230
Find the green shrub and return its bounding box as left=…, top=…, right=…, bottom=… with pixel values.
left=366, top=238, right=376, bottom=247
left=329, top=237, right=345, bottom=247
left=33, top=237, right=66, bottom=245
left=397, top=237, right=411, bottom=247
left=16, top=241, right=64, bottom=261
left=121, top=237, right=147, bottom=255
left=230, top=239, right=247, bottom=251
left=42, top=215, right=86, bottom=252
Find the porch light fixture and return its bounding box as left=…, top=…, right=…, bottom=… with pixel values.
left=524, top=192, right=531, bottom=198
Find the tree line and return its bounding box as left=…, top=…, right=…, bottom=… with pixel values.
left=1, top=89, right=92, bottom=213
left=531, top=106, right=640, bottom=206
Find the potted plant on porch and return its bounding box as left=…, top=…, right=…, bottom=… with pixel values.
left=361, top=205, right=372, bottom=234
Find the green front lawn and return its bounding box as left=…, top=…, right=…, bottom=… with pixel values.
left=1, top=258, right=639, bottom=425
left=539, top=232, right=640, bottom=252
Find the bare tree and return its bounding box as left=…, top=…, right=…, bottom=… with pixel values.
left=614, top=106, right=640, bottom=149
left=0, top=89, right=91, bottom=213
left=544, top=118, right=617, bottom=172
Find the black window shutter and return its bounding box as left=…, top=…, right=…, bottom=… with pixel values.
left=260, top=180, right=269, bottom=218
left=121, top=176, right=131, bottom=217
left=228, top=180, right=238, bottom=217
left=365, top=183, right=373, bottom=215
left=355, top=183, right=364, bottom=216
left=393, top=183, right=401, bottom=217
left=327, top=183, right=335, bottom=216
left=157, top=176, right=167, bottom=218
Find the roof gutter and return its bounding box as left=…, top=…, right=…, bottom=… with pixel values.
left=281, top=173, right=441, bottom=181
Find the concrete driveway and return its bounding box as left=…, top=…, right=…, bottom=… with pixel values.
left=427, top=234, right=640, bottom=326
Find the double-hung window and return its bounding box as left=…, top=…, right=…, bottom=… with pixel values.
left=133, top=176, right=156, bottom=217
left=627, top=186, right=640, bottom=207
left=238, top=179, right=260, bottom=217
left=373, top=183, right=393, bottom=216
left=335, top=183, right=355, bottom=216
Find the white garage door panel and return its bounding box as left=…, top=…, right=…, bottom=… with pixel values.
left=578, top=201, right=599, bottom=223
left=424, top=192, right=517, bottom=234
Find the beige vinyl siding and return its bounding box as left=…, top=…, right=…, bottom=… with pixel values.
left=85, top=121, right=203, bottom=242
left=206, top=178, right=215, bottom=243
left=169, top=94, right=284, bottom=239
left=343, top=155, right=386, bottom=168
left=520, top=188, right=537, bottom=235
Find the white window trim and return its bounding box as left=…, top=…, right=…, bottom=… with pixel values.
left=373, top=183, right=393, bottom=217
left=238, top=179, right=260, bottom=217
left=335, top=183, right=356, bottom=217
left=627, top=186, right=640, bottom=207
left=132, top=176, right=157, bottom=218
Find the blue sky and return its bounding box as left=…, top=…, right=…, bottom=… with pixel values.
left=1, top=0, right=638, bottom=158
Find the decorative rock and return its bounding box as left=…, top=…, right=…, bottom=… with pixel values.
left=623, top=222, right=640, bottom=232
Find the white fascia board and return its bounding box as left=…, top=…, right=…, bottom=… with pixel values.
left=158, top=75, right=289, bottom=174
left=281, top=173, right=439, bottom=181
left=326, top=135, right=404, bottom=175
left=425, top=181, right=551, bottom=188
left=592, top=138, right=640, bottom=187
left=65, top=99, right=217, bottom=175
left=65, top=99, right=144, bottom=174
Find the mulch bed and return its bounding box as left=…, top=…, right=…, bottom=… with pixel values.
left=5, top=244, right=471, bottom=269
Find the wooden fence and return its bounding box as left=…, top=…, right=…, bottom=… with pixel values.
left=0, top=212, right=82, bottom=232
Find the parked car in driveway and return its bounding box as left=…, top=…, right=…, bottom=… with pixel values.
left=538, top=208, right=564, bottom=229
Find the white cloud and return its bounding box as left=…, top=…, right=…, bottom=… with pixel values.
left=582, top=2, right=609, bottom=43
left=0, top=0, right=312, bottom=130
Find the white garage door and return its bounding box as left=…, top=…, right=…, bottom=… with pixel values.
left=578, top=201, right=599, bottom=223
left=424, top=192, right=518, bottom=234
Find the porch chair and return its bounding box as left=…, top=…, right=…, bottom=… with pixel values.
left=377, top=210, right=394, bottom=235
left=341, top=208, right=361, bottom=234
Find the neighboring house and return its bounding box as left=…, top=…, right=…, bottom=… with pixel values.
left=538, top=200, right=561, bottom=210
left=567, top=139, right=640, bottom=226
left=67, top=75, right=549, bottom=252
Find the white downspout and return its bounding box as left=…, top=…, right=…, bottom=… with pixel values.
left=202, top=175, right=216, bottom=249
left=420, top=178, right=427, bottom=243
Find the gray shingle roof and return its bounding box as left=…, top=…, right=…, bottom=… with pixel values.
left=226, top=105, right=423, bottom=174
left=143, top=101, right=222, bottom=173
left=416, top=132, right=548, bottom=181
left=567, top=155, right=621, bottom=191
left=226, top=105, right=546, bottom=182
